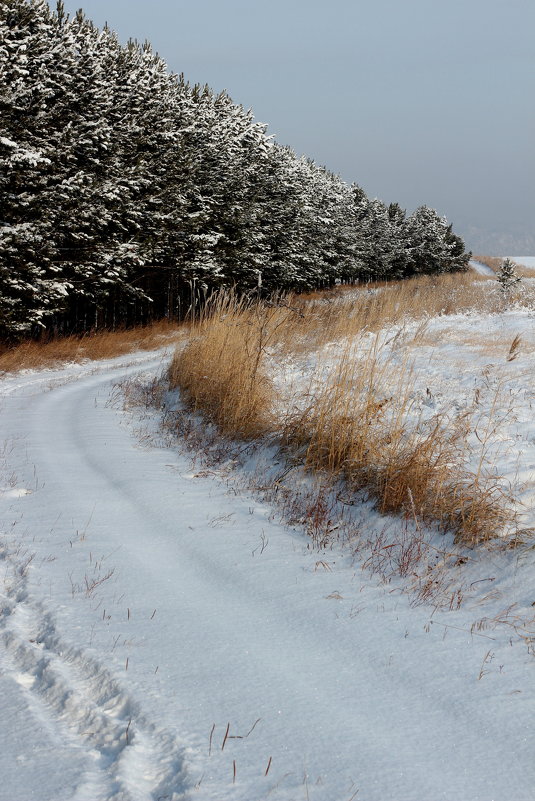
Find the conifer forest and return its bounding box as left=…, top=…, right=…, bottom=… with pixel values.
left=0, top=0, right=470, bottom=340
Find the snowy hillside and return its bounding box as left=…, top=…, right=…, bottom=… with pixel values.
left=1, top=277, right=534, bottom=800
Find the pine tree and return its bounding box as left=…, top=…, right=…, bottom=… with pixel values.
left=497, top=258, right=521, bottom=295
left=0, top=0, right=471, bottom=340
left=386, top=202, right=410, bottom=278
left=403, top=206, right=469, bottom=277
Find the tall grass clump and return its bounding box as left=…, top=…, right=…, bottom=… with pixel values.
left=168, top=293, right=291, bottom=439
left=168, top=278, right=516, bottom=546
left=282, top=336, right=511, bottom=546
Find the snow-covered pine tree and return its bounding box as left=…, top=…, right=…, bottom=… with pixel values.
left=0, top=0, right=63, bottom=337
left=350, top=186, right=392, bottom=280
left=497, top=258, right=521, bottom=295
left=0, top=0, right=471, bottom=339
left=386, top=202, right=410, bottom=279
left=404, top=206, right=469, bottom=277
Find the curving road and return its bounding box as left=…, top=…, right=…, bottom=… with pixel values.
left=0, top=353, right=533, bottom=801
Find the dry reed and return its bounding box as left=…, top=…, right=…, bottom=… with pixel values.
left=169, top=279, right=515, bottom=546
left=279, top=271, right=529, bottom=354
left=282, top=337, right=510, bottom=546
left=168, top=293, right=293, bottom=439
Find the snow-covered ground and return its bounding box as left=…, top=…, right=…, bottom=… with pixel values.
left=1, top=308, right=535, bottom=800
left=469, top=259, right=495, bottom=276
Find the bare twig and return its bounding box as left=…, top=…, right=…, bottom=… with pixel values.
left=221, top=722, right=230, bottom=751
left=208, top=723, right=215, bottom=756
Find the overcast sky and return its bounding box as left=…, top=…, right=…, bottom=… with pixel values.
left=59, top=0, right=534, bottom=254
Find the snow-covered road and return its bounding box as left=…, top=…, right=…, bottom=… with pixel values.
left=1, top=353, right=533, bottom=801
left=469, top=259, right=495, bottom=277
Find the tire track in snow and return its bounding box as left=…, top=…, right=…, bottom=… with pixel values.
left=0, top=544, right=187, bottom=801
left=0, top=355, right=189, bottom=801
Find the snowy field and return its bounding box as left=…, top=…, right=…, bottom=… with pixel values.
left=1, top=298, right=535, bottom=800
left=512, top=256, right=535, bottom=269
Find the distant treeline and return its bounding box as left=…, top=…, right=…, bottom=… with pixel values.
left=0, top=0, right=470, bottom=340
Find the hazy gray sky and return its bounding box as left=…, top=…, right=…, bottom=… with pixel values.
left=59, top=0, right=534, bottom=253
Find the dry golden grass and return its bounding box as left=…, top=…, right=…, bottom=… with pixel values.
left=169, top=278, right=516, bottom=546
left=0, top=319, right=183, bottom=374
left=3, top=267, right=531, bottom=375
left=513, top=263, right=535, bottom=278
left=168, top=293, right=293, bottom=439
left=279, top=271, right=525, bottom=354
left=281, top=338, right=510, bottom=546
